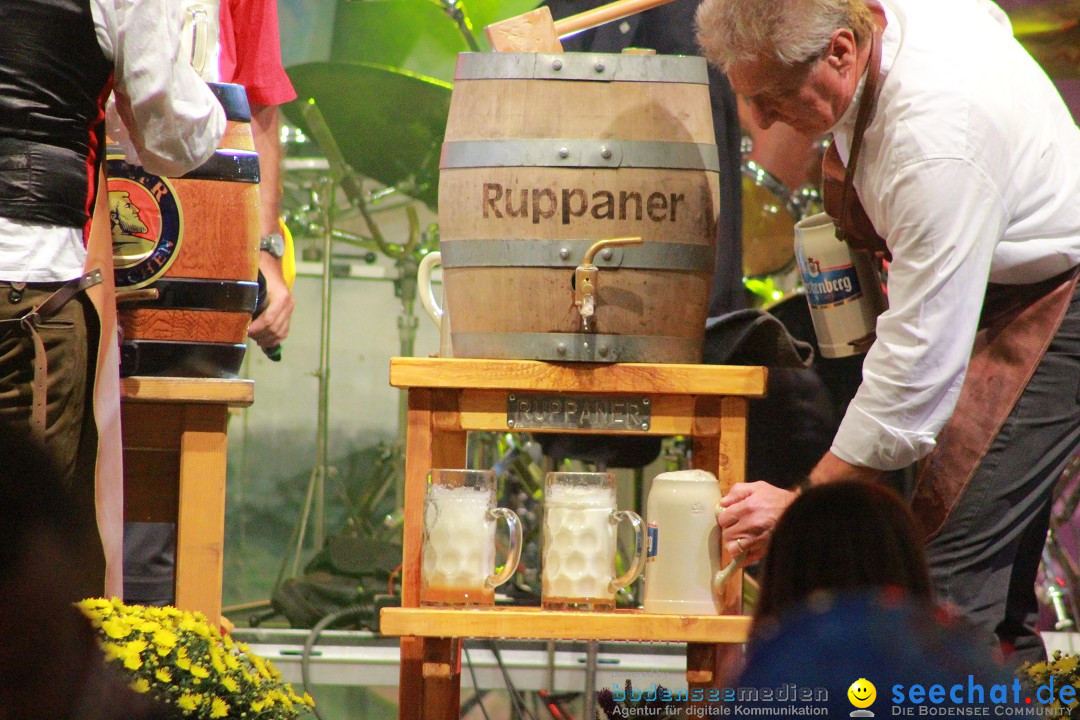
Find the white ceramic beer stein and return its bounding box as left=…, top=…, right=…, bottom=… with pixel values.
left=421, top=469, right=522, bottom=606
left=642, top=469, right=726, bottom=614
left=542, top=471, right=647, bottom=611
left=794, top=212, right=888, bottom=358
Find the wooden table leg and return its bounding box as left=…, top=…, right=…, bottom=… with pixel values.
left=693, top=396, right=749, bottom=691
left=173, top=403, right=228, bottom=623
left=399, top=388, right=468, bottom=720
left=422, top=638, right=462, bottom=720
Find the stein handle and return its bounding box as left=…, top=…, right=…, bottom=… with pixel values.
left=185, top=7, right=210, bottom=78
left=608, top=509, right=647, bottom=593
left=712, top=500, right=746, bottom=591
left=417, top=251, right=443, bottom=329
left=713, top=552, right=746, bottom=591
left=485, top=507, right=523, bottom=589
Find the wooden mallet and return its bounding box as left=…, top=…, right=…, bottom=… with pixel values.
left=485, top=0, right=678, bottom=52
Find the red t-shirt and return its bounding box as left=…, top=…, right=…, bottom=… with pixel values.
left=218, top=0, right=297, bottom=107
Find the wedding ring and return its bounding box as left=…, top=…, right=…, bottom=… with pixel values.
left=736, top=537, right=745, bottom=553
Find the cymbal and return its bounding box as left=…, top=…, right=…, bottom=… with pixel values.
left=1017, top=24, right=1080, bottom=78
left=284, top=61, right=452, bottom=209
left=329, top=0, right=543, bottom=81
left=1007, top=0, right=1079, bottom=36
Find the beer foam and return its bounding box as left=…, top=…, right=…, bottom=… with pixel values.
left=422, top=484, right=494, bottom=591
left=544, top=483, right=614, bottom=508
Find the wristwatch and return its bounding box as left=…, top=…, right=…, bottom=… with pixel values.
left=259, top=232, right=286, bottom=259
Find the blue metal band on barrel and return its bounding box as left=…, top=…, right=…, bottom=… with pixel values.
left=453, top=52, right=709, bottom=84
left=439, top=239, right=714, bottom=271
left=179, top=149, right=260, bottom=183
left=440, top=140, right=720, bottom=173
left=207, top=82, right=252, bottom=122
left=120, top=279, right=259, bottom=313
left=451, top=332, right=703, bottom=364
left=118, top=340, right=248, bottom=379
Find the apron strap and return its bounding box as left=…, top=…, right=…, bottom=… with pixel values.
left=821, top=3, right=891, bottom=258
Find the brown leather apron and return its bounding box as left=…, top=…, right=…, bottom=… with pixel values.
left=86, top=165, right=124, bottom=597
left=820, top=9, right=1080, bottom=540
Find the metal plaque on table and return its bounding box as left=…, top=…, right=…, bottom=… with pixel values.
left=506, top=394, right=651, bottom=432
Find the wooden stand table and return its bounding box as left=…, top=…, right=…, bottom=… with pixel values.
left=120, top=376, right=254, bottom=623
left=380, top=357, right=767, bottom=720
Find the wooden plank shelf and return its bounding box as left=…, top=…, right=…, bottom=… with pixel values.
left=381, top=607, right=752, bottom=644
left=389, top=357, right=767, bottom=397
left=121, top=376, right=254, bottom=406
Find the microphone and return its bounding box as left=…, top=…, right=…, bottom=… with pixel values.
left=253, top=270, right=282, bottom=361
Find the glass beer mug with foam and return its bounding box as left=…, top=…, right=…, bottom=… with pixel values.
left=542, top=471, right=647, bottom=610
left=421, top=469, right=522, bottom=606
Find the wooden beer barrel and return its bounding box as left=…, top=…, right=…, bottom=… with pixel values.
left=438, top=52, right=720, bottom=363
left=107, top=82, right=260, bottom=378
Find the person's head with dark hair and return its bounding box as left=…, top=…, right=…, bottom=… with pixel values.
left=754, top=480, right=932, bottom=624
left=0, top=434, right=80, bottom=585
left=0, top=434, right=174, bottom=720
left=738, top=590, right=1015, bottom=714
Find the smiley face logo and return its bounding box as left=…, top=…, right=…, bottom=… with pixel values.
left=848, top=678, right=876, bottom=710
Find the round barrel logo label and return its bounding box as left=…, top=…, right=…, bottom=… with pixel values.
left=107, top=158, right=183, bottom=289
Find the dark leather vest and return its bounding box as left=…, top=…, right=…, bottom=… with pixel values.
left=0, top=0, right=113, bottom=230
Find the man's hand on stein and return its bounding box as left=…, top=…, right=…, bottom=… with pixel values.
left=715, top=481, right=799, bottom=563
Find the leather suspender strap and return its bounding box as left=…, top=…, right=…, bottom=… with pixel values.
left=836, top=21, right=882, bottom=244
left=821, top=4, right=891, bottom=258
left=0, top=268, right=103, bottom=440
left=838, top=20, right=881, bottom=239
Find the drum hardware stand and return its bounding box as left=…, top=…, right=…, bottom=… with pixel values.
left=436, top=0, right=481, bottom=52
left=290, top=98, right=437, bottom=541
left=285, top=167, right=337, bottom=578
left=1042, top=452, right=1080, bottom=630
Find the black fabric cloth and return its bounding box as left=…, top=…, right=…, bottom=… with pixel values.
left=925, top=280, right=1080, bottom=665
left=0, top=0, right=112, bottom=228
left=703, top=308, right=813, bottom=368
left=704, top=305, right=839, bottom=488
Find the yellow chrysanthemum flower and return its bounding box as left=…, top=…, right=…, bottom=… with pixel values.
left=210, top=697, right=230, bottom=718
left=130, top=678, right=151, bottom=694
left=210, top=650, right=227, bottom=674
left=154, top=668, right=172, bottom=683
left=224, top=652, right=240, bottom=670
left=101, top=618, right=132, bottom=640
left=190, top=664, right=210, bottom=679
left=176, top=656, right=192, bottom=671
left=177, top=695, right=199, bottom=712
left=153, top=628, right=178, bottom=648
left=123, top=653, right=143, bottom=671
left=220, top=676, right=238, bottom=693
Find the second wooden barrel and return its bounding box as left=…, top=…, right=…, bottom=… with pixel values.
left=438, top=52, right=720, bottom=363
left=108, top=82, right=260, bottom=378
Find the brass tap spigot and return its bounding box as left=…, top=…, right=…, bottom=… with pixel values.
left=574, top=236, right=643, bottom=332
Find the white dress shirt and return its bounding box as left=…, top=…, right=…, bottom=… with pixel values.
left=0, top=0, right=225, bottom=282
left=828, top=0, right=1080, bottom=471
